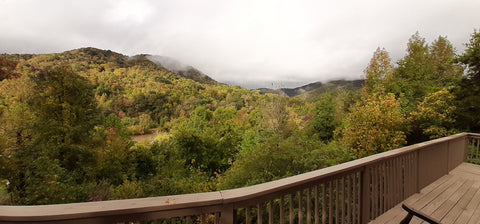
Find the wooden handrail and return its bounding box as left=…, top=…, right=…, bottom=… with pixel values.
left=0, top=133, right=475, bottom=223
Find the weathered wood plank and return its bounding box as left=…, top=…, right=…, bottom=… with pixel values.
left=370, top=163, right=480, bottom=224
left=441, top=183, right=478, bottom=223
left=429, top=179, right=474, bottom=221
left=416, top=178, right=467, bottom=215
left=456, top=184, right=480, bottom=223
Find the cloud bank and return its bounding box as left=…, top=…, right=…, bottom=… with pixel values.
left=1, top=0, right=479, bottom=88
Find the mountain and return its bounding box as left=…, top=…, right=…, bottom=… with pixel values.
left=258, top=79, right=364, bottom=97
left=146, top=55, right=217, bottom=85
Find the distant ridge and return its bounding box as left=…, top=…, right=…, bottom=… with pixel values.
left=258, top=79, right=364, bottom=97
left=19, top=47, right=361, bottom=97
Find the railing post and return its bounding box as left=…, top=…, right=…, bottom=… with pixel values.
left=415, top=150, right=420, bottom=193
left=464, top=135, right=469, bottom=162
left=361, top=166, right=371, bottom=224
left=220, top=204, right=235, bottom=224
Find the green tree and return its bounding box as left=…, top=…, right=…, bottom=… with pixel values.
left=28, top=65, right=99, bottom=146
left=3, top=65, right=101, bottom=204
left=138, top=113, right=154, bottom=134
left=218, top=131, right=353, bottom=189
left=94, top=114, right=134, bottom=185
left=454, top=29, right=480, bottom=131
left=429, top=36, right=463, bottom=86
left=172, top=106, right=241, bottom=176
left=457, top=29, right=480, bottom=84
left=311, top=93, right=339, bottom=141
left=389, top=32, right=434, bottom=105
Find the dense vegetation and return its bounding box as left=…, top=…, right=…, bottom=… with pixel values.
left=0, top=30, right=479, bottom=205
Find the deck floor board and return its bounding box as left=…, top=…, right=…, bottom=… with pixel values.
left=370, top=163, right=480, bottom=224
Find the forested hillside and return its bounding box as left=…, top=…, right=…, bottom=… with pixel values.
left=258, top=79, right=364, bottom=97
left=0, top=30, right=479, bottom=205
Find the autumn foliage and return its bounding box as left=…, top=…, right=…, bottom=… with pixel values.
left=1, top=30, right=480, bottom=204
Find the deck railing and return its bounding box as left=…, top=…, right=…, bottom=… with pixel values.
left=1, top=133, right=479, bottom=224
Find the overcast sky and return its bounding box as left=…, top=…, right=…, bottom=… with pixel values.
left=1, top=0, right=479, bottom=88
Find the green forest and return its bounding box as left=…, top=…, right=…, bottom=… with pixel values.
left=0, top=30, right=479, bottom=205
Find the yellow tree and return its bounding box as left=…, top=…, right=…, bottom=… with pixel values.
left=338, top=92, right=406, bottom=158
left=409, top=87, right=457, bottom=142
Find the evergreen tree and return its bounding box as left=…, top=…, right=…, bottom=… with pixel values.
left=454, top=29, right=480, bottom=131
left=311, top=93, right=339, bottom=141
left=457, top=29, right=480, bottom=84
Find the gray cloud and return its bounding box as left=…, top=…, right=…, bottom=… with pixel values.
left=1, top=0, right=479, bottom=88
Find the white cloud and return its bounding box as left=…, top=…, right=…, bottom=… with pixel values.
left=1, top=0, right=479, bottom=88
left=104, top=0, right=154, bottom=24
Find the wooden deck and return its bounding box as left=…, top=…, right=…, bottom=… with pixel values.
left=370, top=162, right=480, bottom=224
left=1, top=133, right=477, bottom=223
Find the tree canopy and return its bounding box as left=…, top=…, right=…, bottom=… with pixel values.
left=1, top=30, right=479, bottom=204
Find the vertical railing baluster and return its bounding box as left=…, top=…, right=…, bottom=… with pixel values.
left=398, top=157, right=402, bottom=203
left=380, top=162, right=384, bottom=214
left=374, top=165, right=378, bottom=218
left=280, top=196, right=284, bottom=224
left=361, top=166, right=372, bottom=224
left=307, top=188, right=311, bottom=224
left=392, top=159, right=397, bottom=206
left=384, top=161, right=389, bottom=209
left=258, top=203, right=262, bottom=224
left=315, top=185, right=319, bottom=224
left=474, top=138, right=477, bottom=161
left=384, top=162, right=388, bottom=214
left=467, top=138, right=471, bottom=160
left=299, top=191, right=303, bottom=224
left=473, top=138, right=476, bottom=160
left=322, top=183, right=326, bottom=224
left=352, top=174, right=356, bottom=224
left=403, top=155, right=408, bottom=198
left=215, top=212, right=220, bottom=224
left=290, top=194, right=294, bottom=224
left=269, top=200, right=273, bottom=224
left=395, top=158, right=399, bottom=204
left=476, top=138, right=480, bottom=161
left=246, top=207, right=250, bottom=224
left=351, top=175, right=354, bottom=224
left=389, top=159, right=395, bottom=208
left=329, top=181, right=333, bottom=224
left=401, top=156, right=405, bottom=202
left=411, top=152, right=415, bottom=195
left=341, top=176, right=345, bottom=224
left=347, top=174, right=351, bottom=224
left=335, top=179, right=339, bottom=224
left=399, top=156, right=404, bottom=202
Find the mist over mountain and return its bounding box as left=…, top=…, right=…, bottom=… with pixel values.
left=146, top=55, right=218, bottom=85
left=146, top=54, right=362, bottom=93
